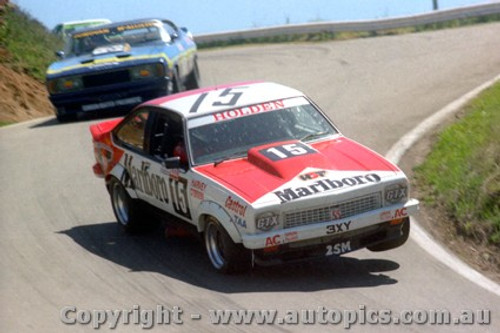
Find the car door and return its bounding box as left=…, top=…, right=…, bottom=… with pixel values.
left=113, top=107, right=162, bottom=203
left=142, top=109, right=193, bottom=222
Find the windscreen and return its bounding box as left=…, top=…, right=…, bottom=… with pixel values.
left=188, top=97, right=338, bottom=165
left=68, top=22, right=162, bottom=56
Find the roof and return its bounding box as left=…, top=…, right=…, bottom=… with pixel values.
left=56, top=19, right=111, bottom=27
left=144, top=81, right=305, bottom=119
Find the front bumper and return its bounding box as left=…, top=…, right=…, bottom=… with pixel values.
left=241, top=198, right=419, bottom=250
left=253, top=219, right=407, bottom=266
left=49, top=77, right=170, bottom=116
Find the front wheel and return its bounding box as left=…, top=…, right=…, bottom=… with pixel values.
left=170, top=68, right=183, bottom=94
left=204, top=217, right=251, bottom=274
left=185, top=59, right=200, bottom=90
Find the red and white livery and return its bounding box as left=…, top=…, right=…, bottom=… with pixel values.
left=90, top=81, right=419, bottom=273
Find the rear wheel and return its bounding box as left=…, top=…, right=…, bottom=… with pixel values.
left=368, top=217, right=410, bottom=251
left=109, top=178, right=157, bottom=233
left=204, top=217, right=251, bottom=273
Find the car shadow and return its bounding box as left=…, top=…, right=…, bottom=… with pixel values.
left=58, top=221, right=400, bottom=293
left=29, top=117, right=60, bottom=128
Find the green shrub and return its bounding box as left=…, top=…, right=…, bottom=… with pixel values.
left=0, top=5, right=63, bottom=82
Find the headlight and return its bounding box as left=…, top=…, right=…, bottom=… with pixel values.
left=256, top=213, right=280, bottom=232
left=130, top=63, right=164, bottom=80
left=47, top=76, right=83, bottom=94
left=384, top=183, right=408, bottom=205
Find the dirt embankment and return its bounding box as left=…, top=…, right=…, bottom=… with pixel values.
left=0, top=63, right=54, bottom=123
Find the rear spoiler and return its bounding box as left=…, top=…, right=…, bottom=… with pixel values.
left=89, top=118, right=123, bottom=141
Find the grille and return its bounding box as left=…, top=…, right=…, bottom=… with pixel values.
left=83, top=70, right=130, bottom=88
left=284, top=193, right=382, bottom=229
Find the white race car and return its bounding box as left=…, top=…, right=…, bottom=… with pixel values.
left=90, top=81, right=419, bottom=273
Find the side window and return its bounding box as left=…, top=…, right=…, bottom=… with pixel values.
left=162, top=22, right=178, bottom=40
left=115, top=110, right=150, bottom=151
left=149, top=112, right=187, bottom=164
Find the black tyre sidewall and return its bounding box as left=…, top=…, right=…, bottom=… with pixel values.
left=109, top=178, right=140, bottom=233
left=204, top=218, right=250, bottom=274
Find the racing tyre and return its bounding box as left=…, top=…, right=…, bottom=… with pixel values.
left=109, top=178, right=155, bottom=233
left=204, top=217, right=251, bottom=274
left=171, top=68, right=183, bottom=94
left=367, top=217, right=410, bottom=252
left=185, top=59, right=200, bottom=90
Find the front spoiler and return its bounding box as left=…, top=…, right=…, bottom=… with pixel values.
left=241, top=198, right=419, bottom=250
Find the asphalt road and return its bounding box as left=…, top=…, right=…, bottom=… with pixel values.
left=2, top=23, right=500, bottom=332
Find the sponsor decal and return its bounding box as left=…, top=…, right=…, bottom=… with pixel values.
left=274, top=173, right=382, bottom=203
left=264, top=231, right=299, bottom=247
left=385, top=184, right=407, bottom=204
left=260, top=142, right=316, bottom=161
left=225, top=196, right=247, bottom=217
left=123, top=154, right=191, bottom=219
left=326, top=221, right=351, bottom=235
left=93, top=43, right=131, bottom=56
left=116, top=22, right=156, bottom=32
left=73, top=28, right=110, bottom=39
left=82, top=96, right=142, bottom=112
left=380, top=210, right=392, bottom=221
left=190, top=180, right=207, bottom=200
left=325, top=241, right=351, bottom=256
left=94, top=142, right=114, bottom=169
left=394, top=207, right=408, bottom=218
left=256, top=215, right=279, bottom=231
left=265, top=235, right=281, bottom=247
left=169, top=176, right=191, bottom=219
left=124, top=154, right=169, bottom=204
left=212, top=100, right=284, bottom=122
left=191, top=180, right=207, bottom=191
left=232, top=215, right=247, bottom=229
left=190, top=188, right=204, bottom=200
left=89, top=62, right=120, bottom=69
left=299, top=170, right=326, bottom=181
left=285, top=231, right=298, bottom=242
left=379, top=207, right=408, bottom=221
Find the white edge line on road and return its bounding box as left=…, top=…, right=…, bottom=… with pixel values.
left=386, top=74, right=500, bottom=297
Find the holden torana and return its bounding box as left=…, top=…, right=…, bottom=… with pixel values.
left=90, top=81, right=419, bottom=273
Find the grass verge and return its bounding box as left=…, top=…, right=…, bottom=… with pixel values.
left=0, top=121, right=13, bottom=127
left=414, top=82, right=500, bottom=247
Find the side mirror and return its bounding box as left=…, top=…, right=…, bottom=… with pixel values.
left=170, top=31, right=179, bottom=40
left=55, top=51, right=65, bottom=59
left=163, top=156, right=181, bottom=169
left=180, top=27, right=193, bottom=40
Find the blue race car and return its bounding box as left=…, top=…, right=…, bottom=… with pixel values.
left=46, top=18, right=199, bottom=122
